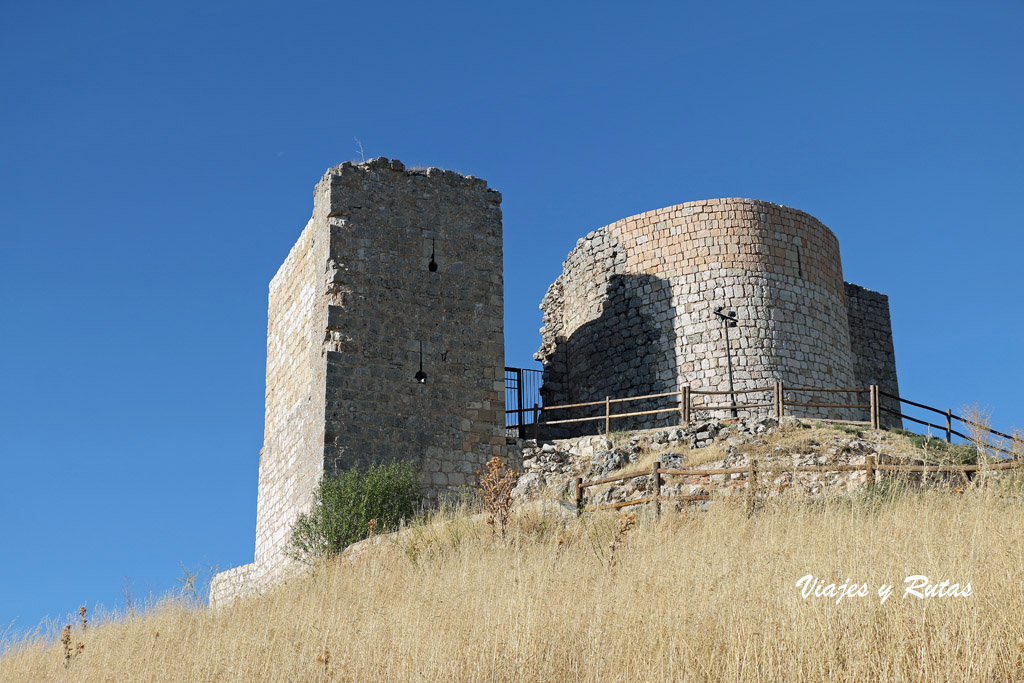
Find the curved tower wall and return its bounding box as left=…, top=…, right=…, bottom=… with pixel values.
left=536, top=198, right=863, bottom=430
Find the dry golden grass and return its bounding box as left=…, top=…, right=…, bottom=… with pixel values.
left=4, top=483, right=1024, bottom=682
left=722, top=420, right=984, bottom=468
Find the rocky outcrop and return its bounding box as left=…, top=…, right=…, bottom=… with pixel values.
left=515, top=416, right=777, bottom=499
left=513, top=418, right=963, bottom=511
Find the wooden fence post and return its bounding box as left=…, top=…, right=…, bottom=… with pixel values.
left=747, top=460, right=757, bottom=516
left=575, top=477, right=583, bottom=515
left=945, top=409, right=952, bottom=444
left=652, top=460, right=662, bottom=516
left=866, top=454, right=876, bottom=487
left=604, top=396, right=611, bottom=439
left=681, top=386, right=691, bottom=427
left=869, top=385, right=878, bottom=429
left=774, top=381, right=781, bottom=419
left=778, top=381, right=785, bottom=418
left=876, top=386, right=883, bottom=429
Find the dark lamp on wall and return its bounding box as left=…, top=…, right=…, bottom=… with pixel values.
left=414, top=340, right=428, bottom=383
left=428, top=238, right=438, bottom=272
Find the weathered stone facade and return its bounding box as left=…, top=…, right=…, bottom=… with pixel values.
left=845, top=283, right=901, bottom=425
left=535, top=198, right=900, bottom=432
left=212, top=158, right=507, bottom=606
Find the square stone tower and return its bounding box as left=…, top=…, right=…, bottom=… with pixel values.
left=212, top=158, right=506, bottom=602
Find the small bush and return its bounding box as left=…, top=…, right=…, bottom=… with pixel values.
left=830, top=424, right=864, bottom=438
left=288, top=461, right=423, bottom=563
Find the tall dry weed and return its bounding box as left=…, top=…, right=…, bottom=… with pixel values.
left=477, top=457, right=517, bottom=539
left=961, top=403, right=994, bottom=466
left=606, top=512, right=636, bottom=569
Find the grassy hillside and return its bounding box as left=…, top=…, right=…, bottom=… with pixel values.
left=3, top=429, right=1024, bottom=681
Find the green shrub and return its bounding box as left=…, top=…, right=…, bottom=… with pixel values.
left=288, top=460, right=423, bottom=564
left=859, top=475, right=911, bottom=506
left=830, top=424, right=864, bottom=438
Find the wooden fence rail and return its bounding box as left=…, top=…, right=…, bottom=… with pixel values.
left=877, top=390, right=1023, bottom=458
left=546, top=382, right=1022, bottom=512
left=575, top=455, right=1024, bottom=514
left=543, top=381, right=885, bottom=437
left=541, top=383, right=1021, bottom=458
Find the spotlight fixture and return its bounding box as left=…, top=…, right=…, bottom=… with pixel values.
left=414, top=340, right=427, bottom=383
left=713, top=306, right=740, bottom=418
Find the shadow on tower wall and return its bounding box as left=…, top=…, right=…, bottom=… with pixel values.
left=538, top=274, right=678, bottom=438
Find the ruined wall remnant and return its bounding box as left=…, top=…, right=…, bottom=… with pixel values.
left=845, top=283, right=901, bottom=427
left=535, top=198, right=900, bottom=431
left=212, top=158, right=507, bottom=606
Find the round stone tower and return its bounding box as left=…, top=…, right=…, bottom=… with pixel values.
left=535, top=198, right=862, bottom=430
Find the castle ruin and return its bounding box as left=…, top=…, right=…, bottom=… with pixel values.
left=534, top=198, right=900, bottom=432
left=210, top=162, right=899, bottom=606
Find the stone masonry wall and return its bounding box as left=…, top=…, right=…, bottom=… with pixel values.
left=254, top=207, right=331, bottom=582
left=536, top=198, right=888, bottom=433
left=535, top=228, right=676, bottom=432
left=208, top=562, right=255, bottom=607
left=321, top=159, right=507, bottom=495
left=845, top=283, right=902, bottom=428
left=212, top=158, right=506, bottom=606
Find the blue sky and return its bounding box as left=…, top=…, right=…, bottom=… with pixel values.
left=2, top=0, right=1022, bottom=638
